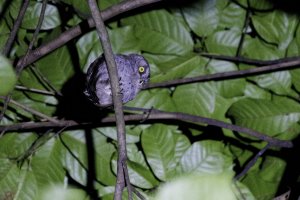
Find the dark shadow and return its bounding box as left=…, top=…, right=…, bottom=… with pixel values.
left=85, top=128, right=99, bottom=199
left=53, top=6, right=110, bottom=200
left=276, top=136, right=300, bottom=199
left=0, top=0, right=11, bottom=21
left=270, top=0, right=300, bottom=13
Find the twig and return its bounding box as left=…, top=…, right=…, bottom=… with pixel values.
left=1, top=0, right=30, bottom=56
left=16, top=0, right=163, bottom=68
left=87, top=1, right=132, bottom=199
left=15, top=85, right=56, bottom=96
left=0, top=96, right=59, bottom=123
left=145, top=59, right=300, bottom=89
left=29, top=66, right=62, bottom=96
left=235, top=0, right=251, bottom=57
left=235, top=143, right=271, bottom=180
left=0, top=108, right=293, bottom=148
left=15, top=126, right=67, bottom=163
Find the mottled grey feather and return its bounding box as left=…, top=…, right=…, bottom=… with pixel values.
left=84, top=54, right=150, bottom=107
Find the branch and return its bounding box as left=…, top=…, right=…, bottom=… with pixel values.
left=235, top=143, right=271, bottom=180
left=0, top=108, right=293, bottom=148
left=87, top=1, right=131, bottom=199
left=235, top=2, right=251, bottom=57
left=0, top=96, right=59, bottom=124
left=145, top=58, right=300, bottom=89
left=15, top=85, right=56, bottom=96
left=16, top=0, right=163, bottom=68
left=1, top=0, right=30, bottom=56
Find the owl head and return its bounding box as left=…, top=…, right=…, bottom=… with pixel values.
left=128, top=54, right=150, bottom=88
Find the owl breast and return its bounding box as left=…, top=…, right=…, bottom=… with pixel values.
left=84, top=54, right=150, bottom=107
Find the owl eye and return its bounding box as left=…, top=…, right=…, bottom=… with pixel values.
left=138, top=66, right=145, bottom=73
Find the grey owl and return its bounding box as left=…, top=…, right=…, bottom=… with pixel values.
left=84, top=54, right=150, bottom=107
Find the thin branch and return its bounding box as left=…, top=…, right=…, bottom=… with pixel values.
left=87, top=1, right=132, bottom=199
left=29, top=66, right=62, bottom=96
left=15, top=85, right=56, bottom=96
left=0, top=108, right=293, bottom=148
left=1, top=0, right=30, bottom=56
left=235, top=143, right=271, bottom=180
left=145, top=59, right=300, bottom=89
left=235, top=1, right=251, bottom=57
left=0, top=96, right=59, bottom=123
left=16, top=0, right=163, bottom=68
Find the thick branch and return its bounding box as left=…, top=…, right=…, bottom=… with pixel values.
left=0, top=109, right=293, bottom=148
left=87, top=1, right=131, bottom=199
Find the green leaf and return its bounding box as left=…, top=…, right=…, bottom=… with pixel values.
left=251, top=71, right=296, bottom=97
left=237, top=0, right=273, bottom=10
left=219, top=2, right=246, bottom=30
left=31, top=138, right=66, bottom=188
left=154, top=171, right=239, bottom=200
left=252, top=11, right=297, bottom=49
left=96, top=126, right=142, bottom=144
left=61, top=130, right=116, bottom=186
left=180, top=141, right=233, bottom=174
left=126, top=89, right=175, bottom=111
left=207, top=60, right=246, bottom=98
left=93, top=131, right=117, bottom=186
left=227, top=98, right=300, bottom=136
left=206, top=30, right=241, bottom=56
left=0, top=55, right=17, bottom=96
left=242, top=157, right=286, bottom=200
left=37, top=186, right=86, bottom=200
left=181, top=0, right=219, bottom=37
left=11, top=2, right=61, bottom=30
left=141, top=124, right=187, bottom=181
left=122, top=10, right=193, bottom=55
left=36, top=46, right=73, bottom=90
left=111, top=154, right=159, bottom=189
left=151, top=55, right=208, bottom=83
left=0, top=164, right=37, bottom=200
left=0, top=133, right=38, bottom=158
left=173, top=82, right=217, bottom=117
left=291, top=68, right=300, bottom=93
left=242, top=36, right=284, bottom=60
left=243, top=83, right=272, bottom=100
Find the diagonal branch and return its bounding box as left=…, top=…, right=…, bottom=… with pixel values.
left=235, top=143, right=271, bottom=180
left=0, top=96, right=59, bottom=123
left=1, top=0, right=30, bottom=56
left=87, top=1, right=132, bottom=199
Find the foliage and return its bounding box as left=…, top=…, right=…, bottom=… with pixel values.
left=0, top=0, right=299, bottom=199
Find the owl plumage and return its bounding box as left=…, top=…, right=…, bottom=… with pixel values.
left=84, top=54, right=150, bottom=107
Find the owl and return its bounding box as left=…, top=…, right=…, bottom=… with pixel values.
left=84, top=54, right=150, bottom=107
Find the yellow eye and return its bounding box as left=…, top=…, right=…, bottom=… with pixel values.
left=138, top=66, right=145, bottom=73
